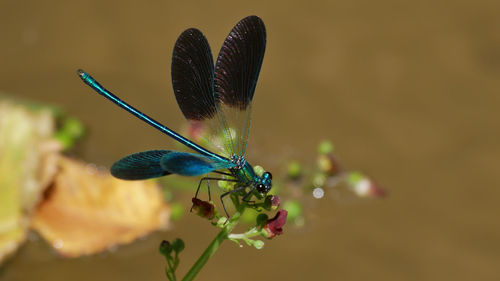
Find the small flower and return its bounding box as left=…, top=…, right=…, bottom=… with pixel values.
left=347, top=172, right=386, bottom=198
left=191, top=198, right=215, bottom=219
left=354, top=179, right=386, bottom=198
left=312, top=173, right=327, bottom=188
left=262, top=210, right=288, bottom=239
left=263, top=195, right=280, bottom=211
left=317, top=154, right=341, bottom=176
left=317, top=140, right=334, bottom=155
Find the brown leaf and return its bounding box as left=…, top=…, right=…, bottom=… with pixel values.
left=32, top=156, right=170, bottom=257
left=0, top=101, right=61, bottom=264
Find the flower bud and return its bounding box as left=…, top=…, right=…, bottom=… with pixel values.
left=263, top=195, right=280, bottom=211
left=217, top=180, right=234, bottom=192
left=317, top=140, right=334, bottom=155
left=286, top=161, right=302, bottom=180
left=252, top=240, right=265, bottom=249
left=317, top=154, right=341, bottom=176
left=253, top=165, right=265, bottom=177
left=347, top=172, right=386, bottom=198
left=159, top=240, right=172, bottom=256
left=171, top=238, right=185, bottom=253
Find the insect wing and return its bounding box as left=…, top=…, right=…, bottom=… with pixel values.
left=171, top=16, right=266, bottom=158
left=214, top=15, right=266, bottom=157
left=111, top=150, right=172, bottom=180
left=171, top=28, right=217, bottom=121
left=160, top=151, right=236, bottom=176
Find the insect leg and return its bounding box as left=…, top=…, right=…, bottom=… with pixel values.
left=242, top=185, right=256, bottom=204
left=191, top=177, right=238, bottom=212
left=220, top=185, right=247, bottom=218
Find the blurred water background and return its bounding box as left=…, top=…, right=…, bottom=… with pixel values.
left=0, top=0, right=499, bottom=280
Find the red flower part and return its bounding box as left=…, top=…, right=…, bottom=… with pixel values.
left=263, top=210, right=288, bottom=239
left=269, top=195, right=280, bottom=208
left=264, top=195, right=281, bottom=210
left=191, top=198, right=215, bottom=219
left=368, top=182, right=387, bottom=198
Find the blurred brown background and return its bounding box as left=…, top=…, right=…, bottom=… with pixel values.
left=1, top=0, right=499, bottom=280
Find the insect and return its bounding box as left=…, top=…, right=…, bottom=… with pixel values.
left=77, top=15, right=271, bottom=216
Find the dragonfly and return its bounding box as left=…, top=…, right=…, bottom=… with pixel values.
left=77, top=15, right=272, bottom=216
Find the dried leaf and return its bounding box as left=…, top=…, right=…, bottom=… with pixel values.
left=0, top=100, right=60, bottom=263
left=32, top=156, right=170, bottom=257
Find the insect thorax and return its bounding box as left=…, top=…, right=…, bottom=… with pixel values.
left=230, top=154, right=246, bottom=169
left=229, top=155, right=256, bottom=184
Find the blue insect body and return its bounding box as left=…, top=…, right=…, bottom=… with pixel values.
left=77, top=16, right=272, bottom=215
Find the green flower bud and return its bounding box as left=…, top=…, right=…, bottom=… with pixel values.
left=312, top=173, right=327, bottom=187
left=318, top=140, right=334, bottom=155
left=253, top=165, right=265, bottom=177
left=159, top=240, right=172, bottom=256
left=171, top=238, right=185, bottom=253
left=216, top=217, right=228, bottom=227
left=287, top=161, right=302, bottom=180
left=317, top=154, right=341, bottom=176
left=253, top=240, right=265, bottom=250
left=218, top=180, right=234, bottom=191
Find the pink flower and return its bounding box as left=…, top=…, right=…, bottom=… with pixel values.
left=264, top=195, right=281, bottom=211
left=352, top=178, right=387, bottom=198
left=262, top=210, right=288, bottom=238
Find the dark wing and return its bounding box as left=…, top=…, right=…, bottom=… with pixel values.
left=111, top=150, right=172, bottom=180
left=171, top=28, right=227, bottom=156
left=171, top=28, right=216, bottom=121
left=215, top=15, right=266, bottom=110
left=171, top=16, right=266, bottom=158
left=214, top=15, right=266, bottom=157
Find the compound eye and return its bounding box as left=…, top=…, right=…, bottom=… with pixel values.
left=256, top=183, right=266, bottom=193
left=264, top=172, right=272, bottom=180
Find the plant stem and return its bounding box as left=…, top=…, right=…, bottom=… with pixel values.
left=181, top=205, right=245, bottom=281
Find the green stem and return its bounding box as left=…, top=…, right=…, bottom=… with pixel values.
left=229, top=227, right=260, bottom=239
left=181, top=205, right=245, bottom=281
